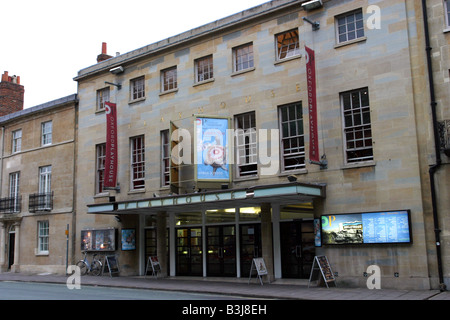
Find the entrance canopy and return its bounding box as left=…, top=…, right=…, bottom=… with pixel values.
left=87, top=182, right=326, bottom=215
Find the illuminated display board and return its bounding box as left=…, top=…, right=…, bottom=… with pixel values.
left=321, top=210, right=412, bottom=245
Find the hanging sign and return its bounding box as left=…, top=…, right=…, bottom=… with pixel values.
left=305, top=46, right=319, bottom=163
left=104, top=102, right=118, bottom=189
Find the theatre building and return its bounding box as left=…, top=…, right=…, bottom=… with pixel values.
left=74, top=0, right=449, bottom=290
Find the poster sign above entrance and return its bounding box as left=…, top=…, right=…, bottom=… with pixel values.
left=321, top=210, right=412, bottom=245
left=195, top=116, right=230, bottom=182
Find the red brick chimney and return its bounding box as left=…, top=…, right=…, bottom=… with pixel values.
left=0, top=71, right=24, bottom=116
left=97, top=42, right=113, bottom=63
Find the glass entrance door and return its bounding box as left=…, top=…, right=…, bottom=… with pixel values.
left=206, top=225, right=236, bottom=277
left=280, top=220, right=315, bottom=278
left=240, top=224, right=262, bottom=277
left=176, top=227, right=202, bottom=276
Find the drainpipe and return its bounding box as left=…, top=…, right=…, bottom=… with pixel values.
left=421, top=0, right=446, bottom=291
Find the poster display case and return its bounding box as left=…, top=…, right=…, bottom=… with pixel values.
left=81, top=228, right=117, bottom=251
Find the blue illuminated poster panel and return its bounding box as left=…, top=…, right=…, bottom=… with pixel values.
left=195, top=117, right=230, bottom=181
left=321, top=210, right=412, bottom=245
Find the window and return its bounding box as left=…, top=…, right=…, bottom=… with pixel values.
left=445, top=0, right=450, bottom=27
left=233, top=43, right=254, bottom=72
left=195, top=55, right=214, bottom=83
left=97, top=87, right=110, bottom=111
left=39, top=165, right=52, bottom=210
left=161, top=67, right=177, bottom=92
left=41, top=121, right=52, bottom=146
left=161, top=130, right=170, bottom=187
left=130, top=76, right=145, bottom=101
left=235, top=112, right=258, bottom=177
left=38, top=221, right=49, bottom=254
left=96, top=144, right=106, bottom=193
left=336, top=9, right=364, bottom=43
left=276, top=29, right=300, bottom=60
left=341, top=88, right=373, bottom=163
left=131, top=136, right=145, bottom=190
left=279, top=102, right=305, bottom=171
left=9, top=172, right=20, bottom=213
left=12, top=129, right=22, bottom=153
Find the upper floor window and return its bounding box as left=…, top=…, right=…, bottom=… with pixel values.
left=233, top=43, right=254, bottom=72
left=234, top=112, right=258, bottom=177
left=41, top=121, right=52, bottom=146
left=12, top=129, right=22, bottom=153
left=97, top=87, right=110, bottom=111
left=161, top=130, right=170, bottom=187
left=161, top=67, right=177, bottom=92
left=341, top=88, right=373, bottom=163
left=96, top=143, right=106, bottom=194
left=130, top=76, right=145, bottom=101
left=279, top=102, right=305, bottom=172
left=276, top=29, right=300, bottom=61
left=195, top=55, right=214, bottom=83
left=9, top=172, right=20, bottom=213
left=336, top=9, right=364, bottom=44
left=131, top=136, right=145, bottom=190
left=445, top=0, right=450, bottom=27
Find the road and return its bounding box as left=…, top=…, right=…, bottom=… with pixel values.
left=0, top=281, right=250, bottom=300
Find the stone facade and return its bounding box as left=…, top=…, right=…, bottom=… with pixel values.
left=0, top=95, right=77, bottom=274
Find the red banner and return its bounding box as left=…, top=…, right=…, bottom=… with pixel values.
left=104, top=102, right=118, bottom=188
left=306, top=46, right=319, bottom=163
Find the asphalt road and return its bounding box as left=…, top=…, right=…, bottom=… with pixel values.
left=0, top=281, right=248, bottom=300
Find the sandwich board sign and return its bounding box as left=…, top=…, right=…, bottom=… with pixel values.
left=248, top=257, right=268, bottom=286
left=145, top=256, right=161, bottom=278
left=104, top=255, right=120, bottom=277
left=308, top=255, right=337, bottom=288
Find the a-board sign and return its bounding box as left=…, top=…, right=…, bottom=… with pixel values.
left=145, top=256, right=161, bottom=278
left=308, top=255, right=336, bottom=288
left=248, top=257, right=268, bottom=285
left=105, top=255, right=120, bottom=277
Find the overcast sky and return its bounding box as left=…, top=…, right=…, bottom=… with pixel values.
left=1, top=0, right=269, bottom=109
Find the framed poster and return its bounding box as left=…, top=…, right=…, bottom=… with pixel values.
left=194, top=116, right=231, bottom=182
left=121, top=228, right=136, bottom=251
left=321, top=210, right=412, bottom=245
left=81, top=228, right=116, bottom=251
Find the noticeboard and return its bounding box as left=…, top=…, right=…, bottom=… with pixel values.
left=308, top=255, right=336, bottom=288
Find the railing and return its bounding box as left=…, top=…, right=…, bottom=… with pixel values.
left=0, top=196, right=21, bottom=214
left=29, top=191, right=53, bottom=212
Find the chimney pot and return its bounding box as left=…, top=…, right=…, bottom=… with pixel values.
left=102, top=42, right=107, bottom=55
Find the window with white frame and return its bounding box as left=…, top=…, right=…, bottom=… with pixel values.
left=38, top=220, right=49, bottom=254
left=234, top=112, right=258, bottom=177
left=233, top=43, right=254, bottom=72
left=96, top=143, right=106, bottom=194
left=131, top=136, right=145, bottom=190
left=276, top=29, right=300, bottom=61
left=130, top=76, right=145, bottom=101
left=161, top=67, right=177, bottom=92
left=161, top=130, right=170, bottom=187
left=41, top=121, right=52, bottom=146
left=9, top=172, right=20, bottom=213
left=341, top=88, right=373, bottom=163
left=336, top=9, right=365, bottom=43
left=195, top=55, right=214, bottom=83
left=97, top=87, right=110, bottom=111
left=445, top=0, right=450, bottom=27
left=12, top=129, right=22, bottom=153
left=279, top=102, right=305, bottom=171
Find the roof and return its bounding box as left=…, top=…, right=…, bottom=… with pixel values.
left=73, top=0, right=300, bottom=81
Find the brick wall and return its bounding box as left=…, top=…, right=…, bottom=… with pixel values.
left=0, top=71, right=24, bottom=116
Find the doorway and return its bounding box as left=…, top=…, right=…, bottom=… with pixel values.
left=176, top=227, right=202, bottom=276
left=239, top=224, right=262, bottom=277
left=280, top=220, right=315, bottom=278
left=206, top=225, right=236, bottom=277
left=8, top=225, right=15, bottom=269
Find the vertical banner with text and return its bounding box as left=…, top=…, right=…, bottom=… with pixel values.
left=104, top=102, right=118, bottom=188
left=305, top=46, right=319, bottom=163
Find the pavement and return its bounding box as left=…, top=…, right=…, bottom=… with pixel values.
left=0, top=271, right=449, bottom=300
